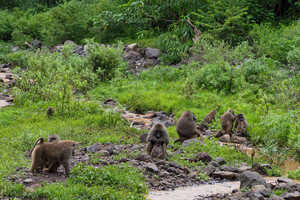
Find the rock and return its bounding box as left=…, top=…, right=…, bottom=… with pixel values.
left=252, top=163, right=271, bottom=175
left=239, top=165, right=252, bottom=172
left=145, top=163, right=159, bottom=173
left=203, top=164, right=217, bottom=176
left=86, top=143, right=102, bottom=153
left=212, top=171, right=238, bottom=180
left=99, top=150, right=110, bottom=156
left=231, top=135, right=248, bottom=144
left=220, top=166, right=241, bottom=173
left=11, top=46, right=19, bottom=52
left=270, top=195, right=284, bottom=200
left=219, top=134, right=231, bottom=142
left=136, top=153, right=151, bottom=162
left=240, top=171, right=266, bottom=189
left=215, top=157, right=226, bottom=166
left=182, top=138, right=198, bottom=147
left=31, top=39, right=41, bottom=49
left=103, top=98, right=117, bottom=106
left=277, top=178, right=294, bottom=184
left=145, top=48, right=160, bottom=59
left=23, top=178, right=33, bottom=184
left=209, top=161, right=219, bottom=167
left=143, top=59, right=156, bottom=67
left=124, top=50, right=142, bottom=61
left=191, top=152, right=212, bottom=163
left=126, top=43, right=138, bottom=51
left=247, top=191, right=265, bottom=200
left=281, top=191, right=300, bottom=200
left=139, top=133, right=148, bottom=143
left=251, top=184, right=266, bottom=192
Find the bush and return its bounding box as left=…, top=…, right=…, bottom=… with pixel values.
left=192, top=61, right=244, bottom=94
left=86, top=41, right=125, bottom=81
left=0, top=10, right=16, bottom=40
left=288, top=169, right=300, bottom=180
left=287, top=47, right=300, bottom=71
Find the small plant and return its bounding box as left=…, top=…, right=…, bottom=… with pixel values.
left=288, top=169, right=300, bottom=180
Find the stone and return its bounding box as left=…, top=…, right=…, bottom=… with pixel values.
left=219, top=134, right=231, bottom=142
left=212, top=171, right=238, bottom=180
left=215, top=157, right=226, bottom=165
left=136, top=153, right=151, bottom=162
left=182, top=138, right=198, bottom=147
left=126, top=43, right=138, bottom=51
left=281, top=191, right=300, bottom=200
left=11, top=46, right=19, bottom=52
left=231, top=135, right=248, bottom=144
left=239, top=171, right=266, bottom=189
left=203, top=164, right=217, bottom=176
left=31, top=39, right=41, bottom=49
left=86, top=143, right=102, bottom=153
left=145, top=47, right=160, bottom=59
left=124, top=50, right=142, bottom=61
left=270, top=195, right=284, bottom=200
left=145, top=163, right=159, bottom=173
left=23, top=178, right=33, bottom=184
left=99, top=150, right=110, bottom=156
left=277, top=178, right=294, bottom=184
left=220, top=166, right=241, bottom=173
left=251, top=184, right=266, bottom=192
left=209, top=161, right=219, bottom=167
left=192, top=152, right=212, bottom=163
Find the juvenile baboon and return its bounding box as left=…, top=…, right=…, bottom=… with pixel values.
left=30, top=140, right=78, bottom=176
left=175, top=111, right=201, bottom=143
left=234, top=113, right=248, bottom=137
left=48, top=134, right=60, bottom=143
left=29, top=137, right=44, bottom=162
left=203, top=110, right=217, bottom=124
left=220, top=109, right=236, bottom=138
left=146, top=123, right=169, bottom=159
left=46, top=107, right=54, bottom=117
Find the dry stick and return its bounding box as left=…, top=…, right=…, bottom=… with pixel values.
left=186, top=17, right=201, bottom=43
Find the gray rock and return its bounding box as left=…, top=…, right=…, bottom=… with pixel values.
left=277, top=178, right=294, bottom=184
left=240, top=171, right=266, bottom=189
left=23, top=178, right=33, bottom=184
left=136, top=154, right=151, bottom=162
left=251, top=184, right=266, bottom=192
left=182, top=138, right=198, bottom=147
left=191, top=152, right=212, bottom=163
left=220, top=166, right=241, bottom=173
left=124, top=50, right=142, bottom=60
left=212, top=171, right=239, bottom=180
left=281, top=191, right=300, bottom=200
left=247, top=191, right=265, bottom=200
left=231, top=135, right=248, bottom=144
left=145, top=163, right=159, bottom=173
left=99, top=150, right=110, bottom=156
left=219, top=134, right=231, bottom=142
left=203, top=164, right=217, bottom=176
left=31, top=39, right=41, bottom=49
left=87, top=143, right=102, bottom=153
left=270, top=195, right=284, bottom=200
left=145, top=48, right=160, bottom=59
left=209, top=161, right=219, bottom=167
left=11, top=46, right=19, bottom=52
left=126, top=43, right=138, bottom=51
left=215, top=157, right=226, bottom=166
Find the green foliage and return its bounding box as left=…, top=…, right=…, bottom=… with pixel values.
left=287, top=169, right=300, bottom=180
left=266, top=166, right=282, bottom=177
left=191, top=0, right=251, bottom=44
left=86, top=41, right=126, bottom=81
left=0, top=10, right=16, bottom=40
left=272, top=189, right=288, bottom=196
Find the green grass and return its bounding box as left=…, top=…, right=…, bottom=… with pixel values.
left=288, top=169, right=300, bottom=180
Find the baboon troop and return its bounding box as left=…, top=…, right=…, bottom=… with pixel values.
left=30, top=139, right=78, bottom=176
left=27, top=108, right=248, bottom=176
left=146, top=123, right=169, bottom=159
left=175, top=111, right=201, bottom=143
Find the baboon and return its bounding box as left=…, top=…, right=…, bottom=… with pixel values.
left=220, top=109, right=236, bottom=138
left=46, top=107, right=54, bottom=117
left=146, top=123, right=169, bottom=159
left=48, top=134, right=60, bottom=143
left=203, top=110, right=217, bottom=124
left=29, top=137, right=44, bottom=160
left=175, top=111, right=201, bottom=143
left=234, top=113, right=248, bottom=137
left=30, top=140, right=78, bottom=176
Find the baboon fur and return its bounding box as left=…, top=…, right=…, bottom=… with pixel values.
left=175, top=111, right=201, bottom=143
left=48, top=134, right=60, bottom=143
left=220, top=109, right=236, bottom=137
left=234, top=113, right=248, bottom=137
left=146, top=123, right=169, bottom=159
left=203, top=110, right=217, bottom=124
left=46, top=107, right=54, bottom=117
left=30, top=140, right=78, bottom=176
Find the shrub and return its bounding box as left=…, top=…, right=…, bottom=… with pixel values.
left=192, top=61, right=244, bottom=94
left=288, top=169, right=300, bottom=180
left=86, top=41, right=125, bottom=81
left=287, top=47, right=300, bottom=71
left=0, top=10, right=16, bottom=40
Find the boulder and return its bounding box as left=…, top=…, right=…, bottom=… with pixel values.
left=219, top=134, right=231, bottom=142
left=212, top=171, right=239, bottom=180
left=145, top=48, right=160, bottom=59
left=239, top=171, right=266, bottom=189
left=281, top=191, right=300, bottom=200
left=191, top=152, right=212, bottom=163
left=124, top=50, right=142, bottom=61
